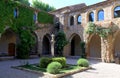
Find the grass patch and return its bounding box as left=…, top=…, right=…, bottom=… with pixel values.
left=20, top=64, right=82, bottom=74
left=60, top=64, right=81, bottom=73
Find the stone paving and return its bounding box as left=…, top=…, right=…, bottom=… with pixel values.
left=0, top=58, right=120, bottom=78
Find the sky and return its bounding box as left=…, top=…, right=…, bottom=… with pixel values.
left=29, top=0, right=106, bottom=9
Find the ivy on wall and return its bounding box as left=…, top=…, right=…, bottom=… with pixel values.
left=0, top=0, right=54, bottom=59
left=86, top=22, right=113, bottom=38
left=38, top=11, right=54, bottom=24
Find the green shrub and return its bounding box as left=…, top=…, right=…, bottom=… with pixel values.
left=39, top=57, right=52, bottom=68
left=77, top=58, right=89, bottom=67
left=52, top=57, right=66, bottom=67
left=47, top=62, right=62, bottom=74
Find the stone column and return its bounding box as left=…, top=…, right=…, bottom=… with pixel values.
left=37, top=36, right=42, bottom=56
left=85, top=34, right=90, bottom=58
left=101, top=36, right=113, bottom=63
left=51, top=34, right=55, bottom=56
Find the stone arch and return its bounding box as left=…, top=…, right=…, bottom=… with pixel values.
left=69, top=33, right=82, bottom=56
left=86, top=11, right=95, bottom=22
left=0, top=28, right=16, bottom=56
left=87, top=34, right=101, bottom=58
left=96, top=8, right=105, bottom=21
left=42, top=34, right=51, bottom=55
left=97, top=9, right=104, bottom=21
left=113, top=30, right=120, bottom=58
left=111, top=4, right=120, bottom=19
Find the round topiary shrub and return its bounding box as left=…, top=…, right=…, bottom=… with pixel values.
left=77, top=58, right=89, bottom=67
left=52, top=57, right=66, bottom=67
left=47, top=62, right=62, bottom=74
left=39, top=57, right=52, bottom=68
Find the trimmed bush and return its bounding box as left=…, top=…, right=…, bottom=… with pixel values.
left=52, top=57, right=66, bottom=67
left=47, top=62, right=62, bottom=74
left=77, top=58, right=89, bottom=67
left=39, top=57, right=52, bottom=68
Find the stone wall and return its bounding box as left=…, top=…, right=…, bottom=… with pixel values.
left=50, top=0, right=120, bottom=62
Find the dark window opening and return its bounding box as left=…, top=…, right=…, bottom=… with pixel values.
left=14, top=8, right=18, bottom=18
left=33, top=14, right=37, bottom=22
left=89, top=12, right=94, bottom=22
left=77, top=15, right=82, bottom=24
left=98, top=10, right=104, bottom=21
left=70, top=16, right=74, bottom=26
left=114, top=6, right=120, bottom=18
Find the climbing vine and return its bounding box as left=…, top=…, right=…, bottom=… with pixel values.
left=86, top=22, right=113, bottom=38
left=0, top=0, right=54, bottom=59
left=55, top=31, right=68, bottom=56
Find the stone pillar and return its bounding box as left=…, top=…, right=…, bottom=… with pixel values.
left=94, top=10, right=97, bottom=22
left=51, top=34, right=55, bottom=56
left=101, top=38, right=108, bottom=62
left=85, top=34, right=90, bottom=58
left=74, top=15, right=77, bottom=26
left=37, top=36, right=42, bottom=56
left=101, top=36, right=114, bottom=63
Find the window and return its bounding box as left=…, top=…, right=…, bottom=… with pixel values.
left=114, top=6, right=120, bottom=18
left=14, top=8, right=18, bottom=18
left=70, top=16, right=74, bottom=26
left=89, top=12, right=94, bottom=22
left=98, top=10, right=104, bottom=21
left=77, top=15, right=82, bottom=24
left=33, top=13, right=37, bottom=22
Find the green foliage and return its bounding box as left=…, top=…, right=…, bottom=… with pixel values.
left=56, top=31, right=68, bottom=55
left=0, top=0, right=54, bottom=59
left=32, top=0, right=56, bottom=12
left=52, top=57, right=66, bottom=67
left=77, top=58, right=89, bottom=67
left=95, top=26, right=111, bottom=38
left=80, top=42, right=86, bottom=58
left=86, top=22, right=96, bottom=34
left=47, top=62, right=62, bottom=74
left=39, top=57, right=67, bottom=68
left=39, top=57, right=52, bottom=68
left=14, top=0, right=30, bottom=6
left=38, top=11, right=54, bottom=24
left=86, top=22, right=112, bottom=38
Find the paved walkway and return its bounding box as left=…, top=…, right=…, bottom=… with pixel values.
left=0, top=58, right=120, bottom=78
left=65, top=59, right=120, bottom=78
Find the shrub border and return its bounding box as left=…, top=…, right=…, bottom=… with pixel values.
left=12, top=65, right=91, bottom=78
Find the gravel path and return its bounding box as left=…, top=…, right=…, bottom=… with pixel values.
left=0, top=58, right=120, bottom=78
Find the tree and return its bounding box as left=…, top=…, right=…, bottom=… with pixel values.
left=55, top=31, right=68, bottom=56
left=14, top=0, right=30, bottom=6
left=32, top=0, right=56, bottom=12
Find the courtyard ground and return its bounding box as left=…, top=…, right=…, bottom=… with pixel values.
left=0, top=58, right=120, bottom=78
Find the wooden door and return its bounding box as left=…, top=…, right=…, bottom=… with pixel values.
left=8, top=43, right=15, bottom=56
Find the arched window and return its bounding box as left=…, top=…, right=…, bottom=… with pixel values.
left=114, top=6, right=120, bottom=18
left=70, top=16, right=74, bottom=26
left=89, top=12, right=94, bottom=22
left=98, top=10, right=104, bottom=21
left=14, top=8, right=18, bottom=18
left=33, top=13, right=37, bottom=22
left=77, top=15, right=82, bottom=24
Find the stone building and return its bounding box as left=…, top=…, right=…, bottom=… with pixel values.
left=50, top=0, right=120, bottom=62
left=1, top=0, right=120, bottom=63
